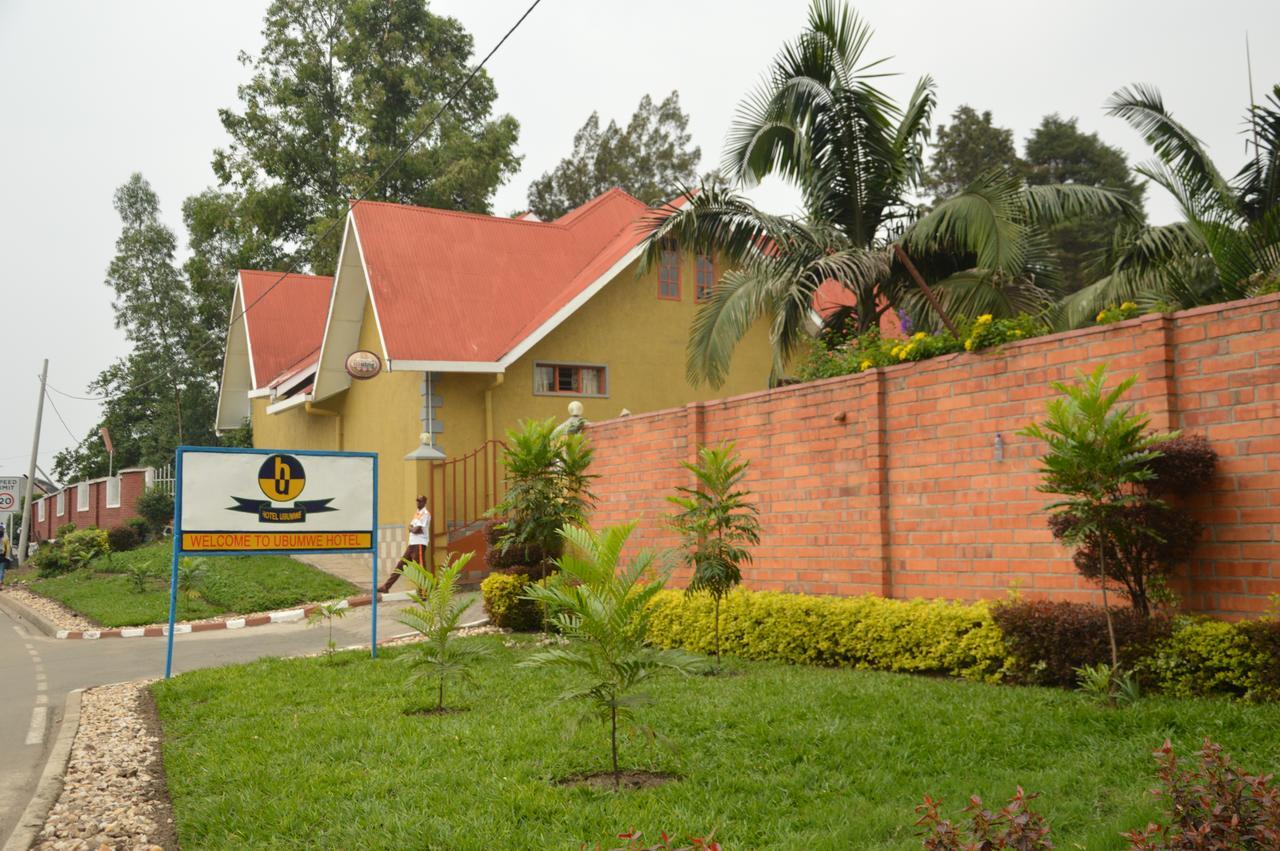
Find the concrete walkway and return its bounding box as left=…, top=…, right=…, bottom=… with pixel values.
left=294, top=552, right=376, bottom=589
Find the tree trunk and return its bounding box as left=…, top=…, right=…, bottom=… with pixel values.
left=438, top=674, right=445, bottom=711
left=714, top=595, right=722, bottom=670
left=611, top=703, right=619, bottom=789
left=1099, top=539, right=1119, bottom=670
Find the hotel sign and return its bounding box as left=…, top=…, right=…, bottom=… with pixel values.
left=176, top=448, right=375, bottom=554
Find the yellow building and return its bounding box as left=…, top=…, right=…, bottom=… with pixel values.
left=216, top=189, right=774, bottom=566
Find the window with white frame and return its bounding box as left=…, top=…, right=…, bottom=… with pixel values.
left=38, top=499, right=46, bottom=521
left=105, top=477, right=121, bottom=508
left=77, top=482, right=89, bottom=512
left=533, top=363, right=607, bottom=397
left=56, top=491, right=65, bottom=517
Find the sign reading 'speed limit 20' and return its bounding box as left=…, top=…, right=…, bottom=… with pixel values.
left=176, top=448, right=376, bottom=554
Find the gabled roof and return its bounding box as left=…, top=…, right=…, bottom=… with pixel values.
left=238, top=270, right=333, bottom=388
left=348, top=187, right=653, bottom=365
left=215, top=271, right=333, bottom=431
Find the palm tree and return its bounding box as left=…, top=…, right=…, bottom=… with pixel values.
left=642, top=0, right=1132, bottom=387
left=1058, top=83, right=1280, bottom=327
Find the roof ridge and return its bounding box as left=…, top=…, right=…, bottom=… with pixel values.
left=350, top=198, right=571, bottom=231
left=239, top=269, right=334, bottom=284
left=554, top=187, right=646, bottom=227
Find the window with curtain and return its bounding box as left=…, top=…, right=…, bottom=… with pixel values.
left=56, top=491, right=65, bottom=516
left=658, top=237, right=680, bottom=299
left=38, top=499, right=46, bottom=521
left=695, top=255, right=715, bottom=302
left=106, top=477, right=121, bottom=508
left=77, top=482, right=89, bottom=512
left=533, top=363, right=607, bottom=397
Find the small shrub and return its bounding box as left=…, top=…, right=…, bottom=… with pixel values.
left=993, top=599, right=1171, bottom=687
left=915, top=787, right=1052, bottom=850
left=126, top=563, right=152, bottom=593
left=32, top=542, right=73, bottom=578
left=106, top=525, right=140, bottom=553
left=586, top=830, right=720, bottom=851
left=1138, top=617, right=1276, bottom=700
left=1146, top=434, right=1217, bottom=496
left=1123, top=739, right=1280, bottom=849
left=125, top=516, right=150, bottom=543
left=1095, top=301, right=1141, bottom=324
left=55, top=522, right=77, bottom=538
left=307, top=601, right=349, bottom=661
left=480, top=571, right=541, bottom=631
left=397, top=553, right=491, bottom=710
left=522, top=523, right=706, bottom=785
left=177, top=557, right=207, bottom=603
left=647, top=590, right=1007, bottom=682
left=1075, top=662, right=1142, bottom=707
left=962, top=313, right=1047, bottom=352
left=136, top=485, right=174, bottom=534
left=61, top=527, right=109, bottom=570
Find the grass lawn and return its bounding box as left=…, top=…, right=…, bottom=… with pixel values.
left=31, top=540, right=358, bottom=627
left=152, top=636, right=1280, bottom=850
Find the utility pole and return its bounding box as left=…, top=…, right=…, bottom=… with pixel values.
left=18, top=359, right=48, bottom=565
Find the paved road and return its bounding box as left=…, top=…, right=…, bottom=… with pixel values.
left=0, top=598, right=468, bottom=847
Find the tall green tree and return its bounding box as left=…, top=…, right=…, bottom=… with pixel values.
left=54, top=175, right=219, bottom=482
left=922, top=105, right=1023, bottom=202
left=641, top=0, right=1133, bottom=387
left=187, top=0, right=522, bottom=330
left=1024, top=115, right=1146, bottom=295
left=1059, top=83, right=1280, bottom=326
left=526, top=92, right=701, bottom=220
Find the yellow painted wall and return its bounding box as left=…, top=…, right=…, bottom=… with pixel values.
left=250, top=252, right=774, bottom=527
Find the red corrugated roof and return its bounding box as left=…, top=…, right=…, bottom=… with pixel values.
left=239, top=270, right=333, bottom=388
left=350, top=188, right=652, bottom=363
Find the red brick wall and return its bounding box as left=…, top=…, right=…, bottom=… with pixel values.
left=27, top=469, right=151, bottom=544
left=587, top=294, right=1280, bottom=619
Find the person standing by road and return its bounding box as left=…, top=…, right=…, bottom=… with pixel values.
left=0, top=525, right=10, bottom=586
left=378, top=495, right=431, bottom=593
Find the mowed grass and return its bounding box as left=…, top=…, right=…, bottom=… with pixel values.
left=151, top=636, right=1280, bottom=850
left=32, top=540, right=358, bottom=627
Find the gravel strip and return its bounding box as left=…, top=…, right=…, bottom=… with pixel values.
left=34, top=682, right=178, bottom=851
left=1, top=585, right=97, bottom=631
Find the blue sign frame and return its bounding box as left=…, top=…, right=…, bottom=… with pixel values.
left=165, top=446, right=380, bottom=678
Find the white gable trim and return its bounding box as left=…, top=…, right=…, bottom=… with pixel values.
left=497, top=242, right=645, bottom=368
left=248, top=388, right=272, bottom=399
left=352, top=214, right=390, bottom=364
left=215, top=277, right=254, bottom=433
left=313, top=213, right=386, bottom=402
left=266, top=393, right=311, bottom=415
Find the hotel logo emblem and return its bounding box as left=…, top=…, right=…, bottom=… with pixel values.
left=228, top=454, right=337, bottom=523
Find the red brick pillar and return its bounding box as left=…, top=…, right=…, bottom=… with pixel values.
left=869, top=370, right=893, bottom=598
left=1141, top=314, right=1179, bottom=432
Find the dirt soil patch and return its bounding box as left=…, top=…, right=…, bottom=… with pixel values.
left=556, top=770, right=679, bottom=791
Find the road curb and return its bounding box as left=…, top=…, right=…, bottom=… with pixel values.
left=50, top=591, right=413, bottom=640
left=0, top=591, right=60, bottom=639
left=1, top=588, right=412, bottom=641
left=2, top=688, right=82, bottom=851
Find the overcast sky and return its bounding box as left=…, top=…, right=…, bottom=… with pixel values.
left=1, top=0, right=1277, bottom=479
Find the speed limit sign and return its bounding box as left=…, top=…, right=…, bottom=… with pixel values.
left=0, top=477, right=19, bottom=513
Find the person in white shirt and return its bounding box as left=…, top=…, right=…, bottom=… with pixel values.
left=379, top=495, right=431, bottom=593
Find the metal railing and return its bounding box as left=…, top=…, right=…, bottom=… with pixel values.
left=427, top=440, right=506, bottom=565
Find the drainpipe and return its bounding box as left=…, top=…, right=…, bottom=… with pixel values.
left=484, top=374, right=505, bottom=446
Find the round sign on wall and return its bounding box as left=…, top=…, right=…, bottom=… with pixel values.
left=345, top=350, right=383, bottom=380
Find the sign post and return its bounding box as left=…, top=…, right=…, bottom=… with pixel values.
left=165, top=446, right=378, bottom=679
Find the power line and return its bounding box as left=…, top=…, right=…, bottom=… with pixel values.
left=44, top=389, right=82, bottom=444
left=104, top=0, right=546, bottom=402
left=45, top=382, right=107, bottom=402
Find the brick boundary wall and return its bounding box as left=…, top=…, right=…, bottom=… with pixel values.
left=28, top=468, right=151, bottom=543
left=586, top=294, right=1280, bottom=619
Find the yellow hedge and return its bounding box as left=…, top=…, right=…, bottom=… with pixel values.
left=646, top=589, right=1006, bottom=682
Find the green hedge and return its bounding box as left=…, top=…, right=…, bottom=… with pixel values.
left=646, top=589, right=1007, bottom=682
left=645, top=589, right=1280, bottom=701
